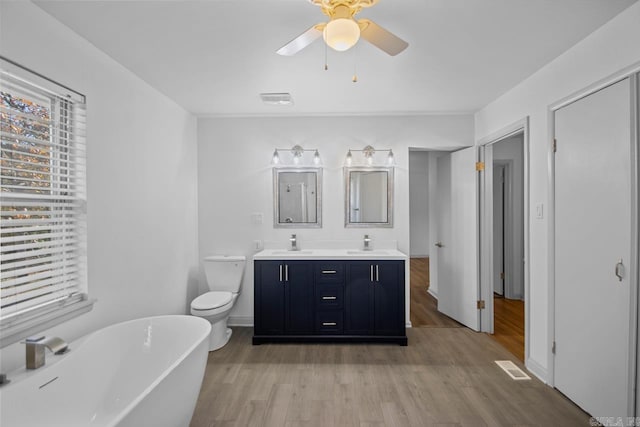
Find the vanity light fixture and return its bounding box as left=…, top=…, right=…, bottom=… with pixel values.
left=271, top=145, right=322, bottom=166
left=344, top=145, right=395, bottom=166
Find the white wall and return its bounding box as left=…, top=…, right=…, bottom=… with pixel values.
left=197, top=115, right=473, bottom=326
left=409, top=151, right=430, bottom=257
left=475, top=2, right=640, bottom=381
left=0, top=2, right=198, bottom=372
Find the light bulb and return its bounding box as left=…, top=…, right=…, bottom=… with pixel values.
left=313, top=150, right=321, bottom=165
left=387, top=150, right=395, bottom=165
left=345, top=150, right=353, bottom=166
left=293, top=155, right=300, bottom=165
left=366, top=155, right=373, bottom=166
left=323, top=18, right=360, bottom=52
left=272, top=149, right=280, bottom=165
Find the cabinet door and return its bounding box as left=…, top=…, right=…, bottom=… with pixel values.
left=285, top=261, right=314, bottom=334
left=374, top=261, right=404, bottom=336
left=345, top=261, right=374, bottom=335
left=255, top=261, right=285, bottom=334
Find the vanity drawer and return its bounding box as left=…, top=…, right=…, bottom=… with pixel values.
left=315, top=263, right=344, bottom=283
left=316, top=311, right=343, bottom=334
left=316, top=284, right=343, bottom=309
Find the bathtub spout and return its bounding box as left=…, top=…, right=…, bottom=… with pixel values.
left=25, top=336, right=69, bottom=369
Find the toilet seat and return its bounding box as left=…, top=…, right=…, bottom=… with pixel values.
left=191, top=291, right=233, bottom=311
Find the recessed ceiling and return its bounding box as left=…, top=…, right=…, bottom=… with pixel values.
left=34, top=0, right=637, bottom=116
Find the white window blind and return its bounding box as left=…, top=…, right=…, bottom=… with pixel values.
left=1, top=58, right=89, bottom=343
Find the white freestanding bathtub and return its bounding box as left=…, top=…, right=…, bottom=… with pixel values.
left=0, top=315, right=211, bottom=427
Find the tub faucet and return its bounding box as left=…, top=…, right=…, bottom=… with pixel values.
left=289, top=234, right=298, bottom=251
left=25, top=336, right=69, bottom=369
left=363, top=234, right=372, bottom=251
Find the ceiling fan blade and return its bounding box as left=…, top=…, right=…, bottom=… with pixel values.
left=358, top=19, right=408, bottom=56
left=276, top=23, right=325, bottom=56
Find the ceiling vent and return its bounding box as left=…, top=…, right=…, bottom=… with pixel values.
left=260, top=93, right=293, bottom=106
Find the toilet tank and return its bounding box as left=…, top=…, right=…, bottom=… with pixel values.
left=202, top=255, right=246, bottom=293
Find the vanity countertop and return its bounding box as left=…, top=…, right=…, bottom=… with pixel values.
left=253, top=248, right=408, bottom=260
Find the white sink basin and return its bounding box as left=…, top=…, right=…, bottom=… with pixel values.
left=346, top=250, right=389, bottom=255
left=270, top=250, right=314, bottom=255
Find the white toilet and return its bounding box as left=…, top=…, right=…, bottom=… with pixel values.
left=190, top=255, right=246, bottom=351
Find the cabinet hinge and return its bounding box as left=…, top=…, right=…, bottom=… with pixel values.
left=475, top=161, right=485, bottom=171
left=553, top=139, right=557, bottom=153
left=477, top=300, right=486, bottom=309
left=552, top=341, right=556, bottom=355
left=500, top=272, right=505, bottom=280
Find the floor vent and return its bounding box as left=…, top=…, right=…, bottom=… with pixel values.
left=495, top=360, right=531, bottom=380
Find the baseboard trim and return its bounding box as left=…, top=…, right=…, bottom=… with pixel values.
left=410, top=254, right=430, bottom=258
left=427, top=289, right=438, bottom=299
left=525, top=357, right=548, bottom=384
left=229, top=316, right=254, bottom=327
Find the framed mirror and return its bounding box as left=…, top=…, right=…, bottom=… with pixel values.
left=344, top=167, right=394, bottom=228
left=273, top=167, right=322, bottom=228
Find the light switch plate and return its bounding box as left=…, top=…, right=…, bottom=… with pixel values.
left=536, top=204, right=544, bottom=219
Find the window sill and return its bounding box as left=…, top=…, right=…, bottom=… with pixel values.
left=0, top=298, right=95, bottom=349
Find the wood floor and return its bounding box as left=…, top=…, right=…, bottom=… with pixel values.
left=190, top=326, right=589, bottom=426
left=409, top=257, right=461, bottom=328
left=410, top=257, right=525, bottom=361
left=190, top=258, right=559, bottom=426
left=492, top=296, right=525, bottom=361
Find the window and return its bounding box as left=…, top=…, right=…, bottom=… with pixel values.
left=1, top=58, right=90, bottom=346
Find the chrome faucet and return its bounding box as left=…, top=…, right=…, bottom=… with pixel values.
left=289, top=234, right=298, bottom=251
left=363, top=234, right=372, bottom=251
left=25, top=336, right=69, bottom=369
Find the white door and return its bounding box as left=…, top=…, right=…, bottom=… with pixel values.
left=554, top=77, right=634, bottom=417
left=436, top=147, right=480, bottom=331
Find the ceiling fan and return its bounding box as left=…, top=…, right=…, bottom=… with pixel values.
left=276, top=0, right=408, bottom=57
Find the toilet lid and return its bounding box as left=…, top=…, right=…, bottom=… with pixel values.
left=191, top=291, right=232, bottom=310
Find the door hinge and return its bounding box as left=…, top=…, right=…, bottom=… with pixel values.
left=477, top=300, right=486, bottom=309
left=475, top=161, right=485, bottom=171
left=500, top=272, right=505, bottom=280
left=552, top=341, right=556, bottom=355
left=553, top=139, right=557, bottom=153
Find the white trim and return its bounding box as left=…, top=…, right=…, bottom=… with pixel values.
left=405, top=321, right=413, bottom=328
left=410, top=254, right=430, bottom=258
left=477, top=117, right=530, bottom=365
left=427, top=288, right=438, bottom=299
left=228, top=316, right=254, bottom=327
left=196, top=110, right=475, bottom=119
left=525, top=357, right=549, bottom=384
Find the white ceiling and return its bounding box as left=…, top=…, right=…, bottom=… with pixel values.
left=35, top=0, right=636, bottom=116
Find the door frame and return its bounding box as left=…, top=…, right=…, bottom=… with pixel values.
left=547, top=64, right=640, bottom=416
left=477, top=118, right=530, bottom=359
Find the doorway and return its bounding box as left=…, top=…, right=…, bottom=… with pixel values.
left=408, top=149, right=462, bottom=328
left=479, top=122, right=529, bottom=363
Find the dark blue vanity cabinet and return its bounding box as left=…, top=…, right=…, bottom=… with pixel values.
left=254, top=260, right=314, bottom=335
left=253, top=259, right=406, bottom=345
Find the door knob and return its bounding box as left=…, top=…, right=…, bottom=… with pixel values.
left=435, top=242, right=444, bottom=248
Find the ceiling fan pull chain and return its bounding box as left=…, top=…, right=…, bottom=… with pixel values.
left=324, top=42, right=329, bottom=71
left=352, top=52, right=358, bottom=83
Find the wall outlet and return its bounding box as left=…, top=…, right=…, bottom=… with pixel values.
left=254, top=240, right=263, bottom=251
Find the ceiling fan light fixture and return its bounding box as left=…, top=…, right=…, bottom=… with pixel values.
left=323, top=18, right=360, bottom=52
